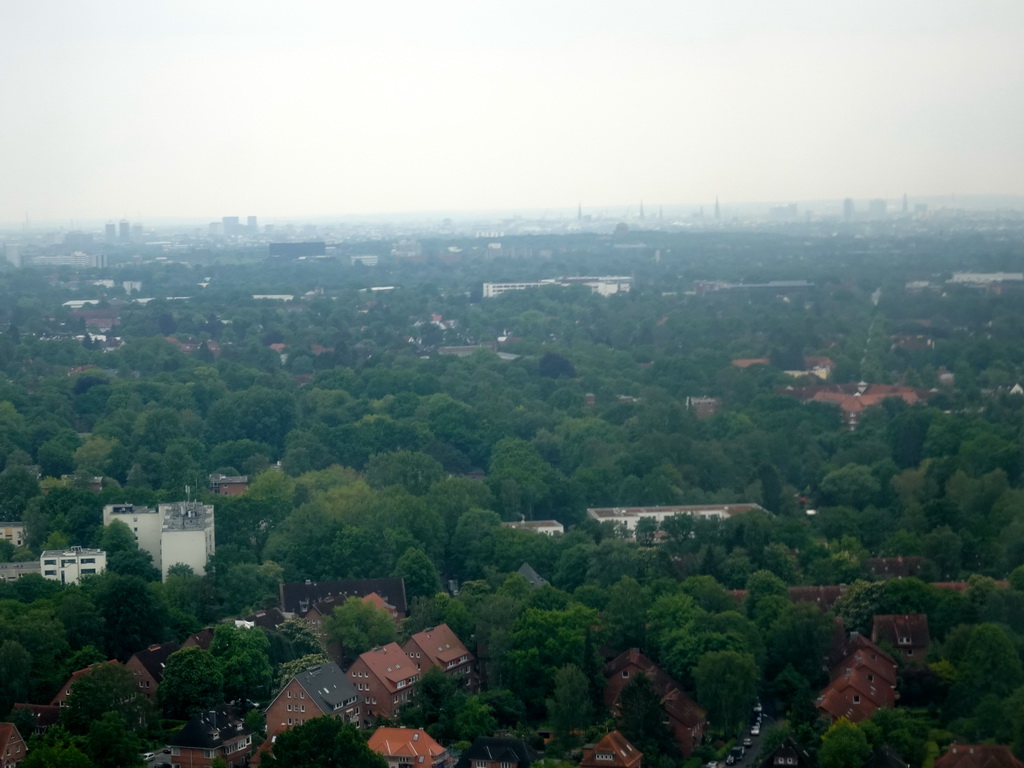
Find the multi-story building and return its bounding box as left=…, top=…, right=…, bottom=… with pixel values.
left=346, top=643, right=418, bottom=723
left=482, top=276, right=631, bottom=298
left=369, top=728, right=450, bottom=768
left=401, top=624, right=474, bottom=688
left=39, top=546, right=106, bottom=585
left=160, top=501, right=215, bottom=580
left=266, top=663, right=360, bottom=737
left=166, top=709, right=252, bottom=768
left=0, top=522, right=26, bottom=548
left=102, top=501, right=215, bottom=580
left=586, top=503, right=764, bottom=538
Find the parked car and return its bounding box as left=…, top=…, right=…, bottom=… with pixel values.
left=754, top=701, right=763, bottom=713
left=141, top=754, right=154, bottom=762
left=751, top=725, right=761, bottom=736
left=743, top=738, right=753, bottom=748
left=727, top=747, right=745, bottom=764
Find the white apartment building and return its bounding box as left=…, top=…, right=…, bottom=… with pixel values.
left=40, top=546, right=106, bottom=585
left=483, top=276, right=632, bottom=298
left=160, top=501, right=215, bottom=581
left=586, top=503, right=765, bottom=538
left=103, top=501, right=215, bottom=580
left=501, top=520, right=565, bottom=536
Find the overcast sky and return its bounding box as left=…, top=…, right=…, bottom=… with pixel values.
left=2, top=0, right=1023, bottom=223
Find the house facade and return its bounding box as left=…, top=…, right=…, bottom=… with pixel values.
left=818, top=633, right=898, bottom=723
left=125, top=642, right=179, bottom=700
left=871, top=614, right=930, bottom=666
left=166, top=709, right=252, bottom=768
left=346, top=643, right=418, bottom=722
left=0, top=722, right=26, bottom=768
left=265, top=663, right=360, bottom=737
left=453, top=737, right=539, bottom=768
left=402, top=624, right=475, bottom=688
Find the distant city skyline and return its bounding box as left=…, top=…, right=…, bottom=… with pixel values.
left=2, top=1, right=1022, bottom=223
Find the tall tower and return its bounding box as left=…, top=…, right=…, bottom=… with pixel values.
left=902, top=194, right=908, bottom=214
left=118, top=219, right=130, bottom=241
left=843, top=198, right=854, bottom=222
left=577, top=203, right=582, bottom=221
left=639, top=201, right=645, bottom=219
left=714, top=197, right=720, bottom=220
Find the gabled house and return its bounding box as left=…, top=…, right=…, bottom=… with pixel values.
left=279, top=578, right=409, bottom=617
left=402, top=624, right=475, bottom=687
left=604, top=649, right=706, bottom=757
left=209, top=473, right=249, bottom=496
left=347, top=643, right=419, bottom=722
left=265, top=663, right=360, bottom=737
left=182, top=628, right=215, bottom=650
left=368, top=727, right=450, bottom=768
left=10, top=703, right=59, bottom=736
left=758, top=737, right=813, bottom=768
left=580, top=731, right=642, bottom=768
left=0, top=722, right=26, bottom=768
left=871, top=614, right=930, bottom=666
left=50, top=661, right=120, bottom=706
left=935, top=744, right=1024, bottom=768
left=453, top=737, right=539, bottom=768
left=125, top=642, right=179, bottom=700
left=166, top=708, right=252, bottom=768
left=818, top=633, right=898, bottom=723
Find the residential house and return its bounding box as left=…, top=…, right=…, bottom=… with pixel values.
left=867, top=557, right=924, bottom=579
left=402, top=624, right=475, bottom=688
left=935, top=744, right=1024, bottom=768
left=757, top=738, right=814, bottom=768
left=50, top=662, right=120, bottom=707
left=10, top=704, right=59, bottom=736
left=209, top=474, right=249, bottom=496
left=125, top=642, right=179, bottom=700
left=265, top=663, right=360, bottom=737
left=580, top=731, right=642, bottom=768
left=0, top=522, right=25, bottom=548
left=818, top=633, right=898, bottom=723
left=182, top=628, right=215, bottom=650
left=501, top=520, right=564, bottom=536
left=279, top=578, right=409, bottom=618
left=453, top=737, right=540, bottom=768
left=516, top=563, right=549, bottom=589
left=166, top=709, right=252, bottom=768
left=0, top=723, right=26, bottom=768
left=871, top=614, right=931, bottom=666
left=604, top=649, right=706, bottom=757
left=346, top=643, right=419, bottom=722
left=368, top=727, right=450, bottom=768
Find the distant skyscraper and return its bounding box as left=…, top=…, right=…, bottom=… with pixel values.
left=131, top=223, right=143, bottom=241
left=118, top=219, right=130, bottom=241
left=868, top=199, right=887, bottom=218
left=222, top=216, right=241, bottom=236
left=843, top=198, right=854, bottom=222
left=104, top=222, right=116, bottom=242
left=902, top=194, right=908, bottom=214
left=714, top=197, right=720, bottom=220
left=247, top=215, right=258, bottom=233
left=640, top=201, right=645, bottom=219
left=577, top=203, right=582, bottom=221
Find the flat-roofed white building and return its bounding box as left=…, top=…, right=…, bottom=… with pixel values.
left=483, top=276, right=632, bottom=298
left=501, top=520, right=565, bottom=536
left=0, top=521, right=26, bottom=548
left=160, top=501, right=215, bottom=580
left=587, top=503, right=765, bottom=537
left=40, top=546, right=106, bottom=584
left=103, top=502, right=163, bottom=569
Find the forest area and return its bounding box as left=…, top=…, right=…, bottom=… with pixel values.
left=2, top=223, right=1024, bottom=768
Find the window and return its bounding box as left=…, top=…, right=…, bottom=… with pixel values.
left=853, top=696, right=861, bottom=704
left=287, top=704, right=292, bottom=711
left=907, top=649, right=914, bottom=656
left=44, top=559, right=56, bottom=566
left=867, top=674, right=874, bottom=682
left=301, top=705, right=305, bottom=712
left=622, top=670, right=629, bottom=677
left=204, top=750, right=215, bottom=759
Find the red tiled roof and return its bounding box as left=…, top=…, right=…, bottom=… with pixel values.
left=935, top=744, right=1024, bottom=768
left=581, top=731, right=643, bottom=768
left=871, top=614, right=931, bottom=651
left=358, top=643, right=417, bottom=691
left=368, top=728, right=447, bottom=761
left=408, top=624, right=472, bottom=667
left=0, top=722, right=25, bottom=761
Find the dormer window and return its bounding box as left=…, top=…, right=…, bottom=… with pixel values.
left=853, top=695, right=861, bottom=704
left=622, top=670, right=630, bottom=678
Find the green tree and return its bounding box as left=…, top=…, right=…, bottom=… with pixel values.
left=694, top=650, right=759, bottom=735
left=819, top=718, right=871, bottom=768
left=209, top=624, right=274, bottom=703
left=366, top=451, right=445, bottom=495
left=262, top=716, right=387, bottom=768
left=616, top=671, right=677, bottom=762
left=159, top=646, right=225, bottom=719
left=392, top=547, right=441, bottom=601
left=546, top=663, right=594, bottom=752
left=60, top=662, right=152, bottom=736
left=323, top=596, right=396, bottom=661
left=84, top=711, right=143, bottom=768
left=86, top=572, right=166, bottom=660
left=0, top=639, right=32, bottom=715
left=604, top=576, right=650, bottom=652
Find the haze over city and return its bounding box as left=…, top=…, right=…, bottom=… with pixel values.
left=2, top=0, right=1023, bottom=224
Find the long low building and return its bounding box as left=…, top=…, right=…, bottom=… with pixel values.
left=483, top=276, right=631, bottom=298
left=587, top=503, right=765, bottom=535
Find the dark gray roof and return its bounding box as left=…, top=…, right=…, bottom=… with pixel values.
left=293, top=663, right=360, bottom=713
left=516, top=563, right=548, bottom=589
left=169, top=709, right=250, bottom=751
left=279, top=578, right=408, bottom=615
left=455, top=738, right=540, bottom=768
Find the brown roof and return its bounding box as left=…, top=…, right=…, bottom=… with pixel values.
left=12, top=703, right=59, bottom=731
left=788, top=585, right=848, bottom=610
left=128, top=642, right=180, bottom=684
left=182, top=628, right=215, bottom=650
left=581, top=731, right=642, bottom=768
left=828, top=633, right=897, bottom=678
left=406, top=624, right=472, bottom=668
left=279, top=578, right=408, bottom=615
left=935, top=745, right=1024, bottom=768
left=604, top=649, right=705, bottom=728
left=358, top=643, right=417, bottom=692
left=0, top=723, right=25, bottom=761
left=871, top=614, right=931, bottom=651
left=368, top=728, right=447, bottom=761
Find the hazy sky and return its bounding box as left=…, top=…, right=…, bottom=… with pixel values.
left=2, top=0, right=1023, bottom=222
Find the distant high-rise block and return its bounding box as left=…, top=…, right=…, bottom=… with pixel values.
left=843, top=198, right=854, bottom=222
left=118, top=219, right=130, bottom=241
left=868, top=199, right=887, bottom=218
left=247, top=216, right=258, bottom=233
left=222, top=216, right=241, bottom=236
left=105, top=222, right=116, bottom=242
